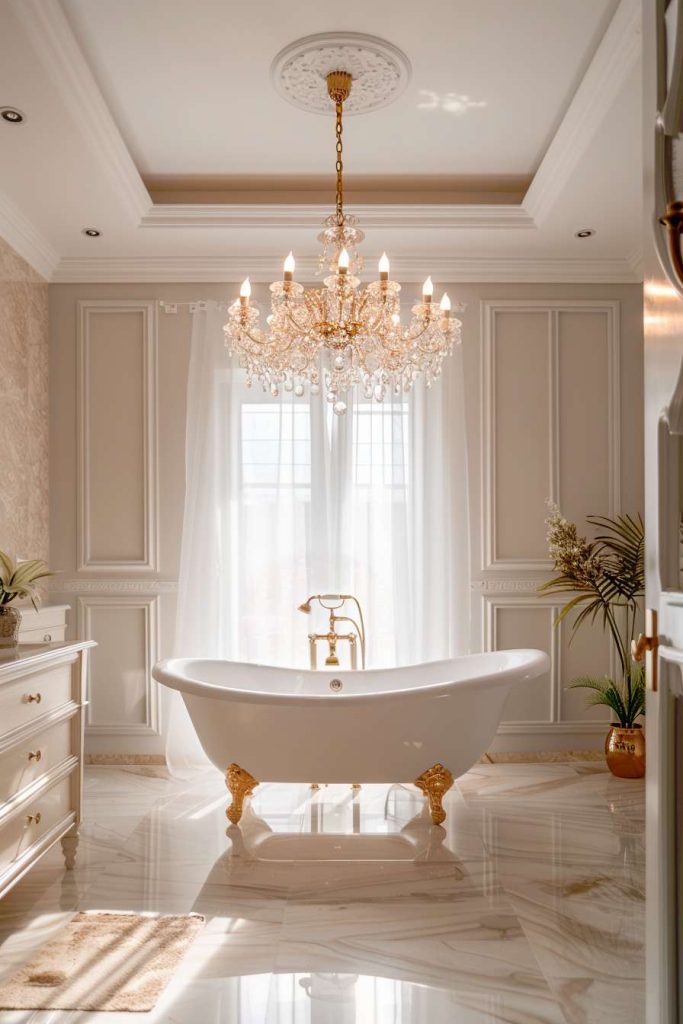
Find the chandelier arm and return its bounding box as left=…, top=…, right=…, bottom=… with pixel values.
left=239, top=327, right=273, bottom=349
left=282, top=307, right=316, bottom=338
left=398, top=321, right=433, bottom=348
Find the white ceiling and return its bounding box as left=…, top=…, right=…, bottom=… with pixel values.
left=0, top=0, right=643, bottom=283
left=61, top=0, right=617, bottom=177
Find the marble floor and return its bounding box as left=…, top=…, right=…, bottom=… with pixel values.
left=0, top=762, right=644, bottom=1023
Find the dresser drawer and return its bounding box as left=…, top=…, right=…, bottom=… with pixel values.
left=0, top=664, right=74, bottom=733
left=0, top=719, right=73, bottom=803
left=18, top=626, right=67, bottom=645
left=0, top=775, right=73, bottom=874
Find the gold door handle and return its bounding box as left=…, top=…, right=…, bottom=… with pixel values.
left=631, top=609, right=658, bottom=692
left=631, top=634, right=655, bottom=661
left=24, top=693, right=42, bottom=704
left=26, top=812, right=41, bottom=826
left=27, top=750, right=42, bottom=763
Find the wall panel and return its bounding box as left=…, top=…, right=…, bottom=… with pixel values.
left=77, top=300, right=158, bottom=571
left=480, top=299, right=625, bottom=750
left=78, top=595, right=160, bottom=736
left=48, top=281, right=643, bottom=756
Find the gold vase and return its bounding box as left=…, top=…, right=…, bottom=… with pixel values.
left=605, top=724, right=645, bottom=779
left=0, top=606, right=21, bottom=649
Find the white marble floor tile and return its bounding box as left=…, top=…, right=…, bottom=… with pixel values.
left=0, top=763, right=645, bottom=1024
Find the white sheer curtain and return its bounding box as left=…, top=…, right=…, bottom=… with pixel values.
left=166, top=301, right=469, bottom=772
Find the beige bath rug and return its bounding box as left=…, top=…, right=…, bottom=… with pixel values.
left=0, top=911, right=205, bottom=1012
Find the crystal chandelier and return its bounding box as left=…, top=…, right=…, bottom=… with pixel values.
left=223, top=70, right=462, bottom=414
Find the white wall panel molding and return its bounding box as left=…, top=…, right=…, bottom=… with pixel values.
left=51, top=254, right=642, bottom=285
left=523, top=0, right=641, bottom=223
left=496, top=721, right=609, bottom=735
left=481, top=299, right=620, bottom=573
left=482, top=593, right=611, bottom=738
left=54, top=579, right=178, bottom=594
left=77, top=595, right=160, bottom=737
left=472, top=579, right=547, bottom=594
left=484, top=596, right=560, bottom=727
left=77, top=299, right=159, bottom=573
left=13, top=0, right=150, bottom=224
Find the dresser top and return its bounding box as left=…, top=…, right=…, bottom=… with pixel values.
left=0, top=641, right=96, bottom=681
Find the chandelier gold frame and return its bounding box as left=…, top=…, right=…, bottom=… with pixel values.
left=223, top=70, right=462, bottom=414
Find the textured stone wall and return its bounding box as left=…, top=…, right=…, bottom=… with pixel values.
left=0, top=235, right=49, bottom=561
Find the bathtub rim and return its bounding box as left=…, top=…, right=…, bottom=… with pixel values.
left=152, top=649, right=550, bottom=707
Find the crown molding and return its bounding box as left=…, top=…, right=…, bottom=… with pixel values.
left=13, top=0, right=151, bottom=223
left=626, top=246, right=644, bottom=278
left=0, top=190, right=59, bottom=279
left=140, top=203, right=534, bottom=231
left=523, top=0, right=641, bottom=224
left=51, top=254, right=642, bottom=284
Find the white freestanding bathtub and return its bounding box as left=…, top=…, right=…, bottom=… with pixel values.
left=153, top=650, right=549, bottom=827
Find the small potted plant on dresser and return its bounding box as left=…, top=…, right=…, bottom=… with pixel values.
left=0, top=551, right=53, bottom=649
left=540, top=505, right=645, bottom=779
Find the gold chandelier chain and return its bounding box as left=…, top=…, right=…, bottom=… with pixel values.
left=335, top=100, right=344, bottom=227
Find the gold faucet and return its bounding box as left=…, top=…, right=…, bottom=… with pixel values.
left=297, top=594, right=366, bottom=670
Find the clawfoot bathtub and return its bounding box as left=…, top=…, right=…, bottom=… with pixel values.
left=153, top=650, right=549, bottom=826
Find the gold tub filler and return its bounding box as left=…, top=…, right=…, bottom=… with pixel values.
left=297, top=593, right=367, bottom=670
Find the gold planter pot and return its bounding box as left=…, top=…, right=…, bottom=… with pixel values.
left=0, top=606, right=21, bottom=649
left=605, top=723, right=645, bottom=779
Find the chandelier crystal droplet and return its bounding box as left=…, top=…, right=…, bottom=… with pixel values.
left=223, top=70, right=463, bottom=414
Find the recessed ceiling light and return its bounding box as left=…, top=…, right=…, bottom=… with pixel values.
left=82, top=228, right=101, bottom=237
left=575, top=228, right=595, bottom=238
left=1, top=107, right=25, bottom=124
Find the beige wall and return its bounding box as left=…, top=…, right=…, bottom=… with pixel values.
left=0, top=236, right=49, bottom=563
left=48, top=280, right=643, bottom=756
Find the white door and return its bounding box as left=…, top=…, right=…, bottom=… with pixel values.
left=645, top=2, right=683, bottom=1021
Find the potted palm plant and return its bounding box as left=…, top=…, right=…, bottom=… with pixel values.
left=540, top=505, right=645, bottom=778
left=0, top=551, right=53, bottom=649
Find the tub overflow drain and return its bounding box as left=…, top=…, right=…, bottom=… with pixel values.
left=329, top=678, right=343, bottom=691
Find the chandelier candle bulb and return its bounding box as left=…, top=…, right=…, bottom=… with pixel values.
left=440, top=293, right=451, bottom=314
left=239, top=278, right=251, bottom=307
left=378, top=252, right=390, bottom=281
left=283, top=251, right=295, bottom=282
left=338, top=248, right=350, bottom=275
left=422, top=277, right=433, bottom=302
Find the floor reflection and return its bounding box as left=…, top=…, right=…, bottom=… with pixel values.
left=0, top=763, right=644, bottom=1024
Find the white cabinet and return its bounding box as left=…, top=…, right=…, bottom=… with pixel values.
left=0, top=641, right=94, bottom=897
left=17, top=604, right=70, bottom=645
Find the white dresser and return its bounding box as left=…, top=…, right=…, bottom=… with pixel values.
left=0, top=641, right=94, bottom=898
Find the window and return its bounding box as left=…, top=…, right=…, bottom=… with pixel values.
left=241, top=402, right=311, bottom=495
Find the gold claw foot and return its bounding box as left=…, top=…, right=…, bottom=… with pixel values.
left=415, top=763, right=454, bottom=826
left=226, top=763, right=259, bottom=825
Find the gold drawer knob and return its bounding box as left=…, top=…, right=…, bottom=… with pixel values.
left=24, top=693, right=42, bottom=704
left=28, top=750, right=42, bottom=763
left=26, top=813, right=41, bottom=826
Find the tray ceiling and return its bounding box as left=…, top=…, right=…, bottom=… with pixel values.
left=0, top=0, right=643, bottom=283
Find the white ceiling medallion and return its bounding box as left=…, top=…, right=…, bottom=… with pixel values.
left=271, top=32, right=411, bottom=116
